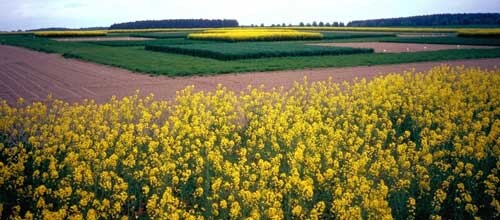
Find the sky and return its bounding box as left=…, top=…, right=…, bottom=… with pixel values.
left=1, top=0, right=499, bottom=31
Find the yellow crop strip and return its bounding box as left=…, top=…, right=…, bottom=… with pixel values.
left=188, top=28, right=323, bottom=41
left=0, top=66, right=499, bottom=219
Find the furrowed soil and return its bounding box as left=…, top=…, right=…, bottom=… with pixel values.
left=0, top=45, right=499, bottom=105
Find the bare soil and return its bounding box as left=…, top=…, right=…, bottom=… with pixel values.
left=53, top=37, right=154, bottom=42
left=313, top=42, right=496, bottom=53
left=0, top=45, right=499, bottom=105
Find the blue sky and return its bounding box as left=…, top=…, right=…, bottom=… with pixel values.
left=1, top=0, right=499, bottom=31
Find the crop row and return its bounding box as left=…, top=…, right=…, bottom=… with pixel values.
left=145, top=42, right=373, bottom=60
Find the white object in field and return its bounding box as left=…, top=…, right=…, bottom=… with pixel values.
left=406, top=48, right=410, bottom=52
left=457, top=45, right=461, bottom=48
left=424, top=46, right=427, bottom=50
left=383, top=49, right=387, bottom=53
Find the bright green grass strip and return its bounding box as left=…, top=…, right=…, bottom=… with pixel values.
left=145, top=42, right=373, bottom=60
left=1, top=35, right=500, bottom=76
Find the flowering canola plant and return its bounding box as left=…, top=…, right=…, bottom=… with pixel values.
left=188, top=28, right=323, bottom=41
left=0, top=66, right=499, bottom=219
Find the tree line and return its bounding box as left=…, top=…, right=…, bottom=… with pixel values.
left=247, top=22, right=346, bottom=27
left=298, top=21, right=345, bottom=27
left=348, top=13, right=500, bottom=27
left=109, top=19, right=239, bottom=29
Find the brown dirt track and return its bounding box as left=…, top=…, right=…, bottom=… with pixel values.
left=0, top=45, right=499, bottom=105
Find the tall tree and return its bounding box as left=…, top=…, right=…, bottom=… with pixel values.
left=109, top=19, right=239, bottom=29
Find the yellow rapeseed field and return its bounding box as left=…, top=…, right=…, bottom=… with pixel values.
left=0, top=66, right=499, bottom=219
left=188, top=28, right=323, bottom=41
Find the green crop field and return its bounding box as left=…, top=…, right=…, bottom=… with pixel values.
left=321, top=32, right=396, bottom=39
left=128, top=32, right=190, bottom=39
left=1, top=32, right=500, bottom=76
left=145, top=42, right=373, bottom=60
left=381, top=36, right=500, bottom=46
left=88, top=38, right=213, bottom=47
left=88, top=40, right=153, bottom=47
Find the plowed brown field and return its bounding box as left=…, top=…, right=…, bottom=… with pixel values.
left=0, top=45, right=498, bottom=105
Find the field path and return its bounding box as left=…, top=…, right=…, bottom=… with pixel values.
left=0, top=45, right=499, bottom=105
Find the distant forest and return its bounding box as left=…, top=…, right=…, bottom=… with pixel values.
left=348, top=13, right=500, bottom=27
left=109, top=19, right=239, bottom=29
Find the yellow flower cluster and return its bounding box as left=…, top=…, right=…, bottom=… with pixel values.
left=34, top=31, right=108, bottom=37
left=188, top=28, right=323, bottom=41
left=0, top=65, right=499, bottom=219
